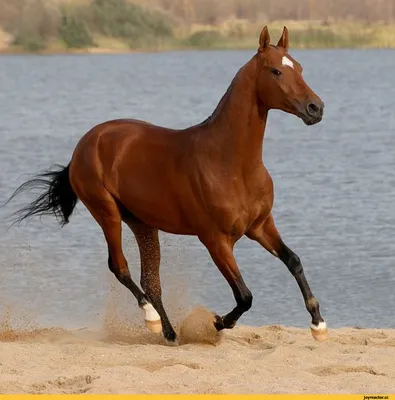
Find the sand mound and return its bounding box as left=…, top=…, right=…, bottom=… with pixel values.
left=179, top=306, right=223, bottom=345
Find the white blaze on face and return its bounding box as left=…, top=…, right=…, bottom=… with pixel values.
left=282, top=56, right=294, bottom=69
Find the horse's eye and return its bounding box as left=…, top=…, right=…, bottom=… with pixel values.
left=272, top=68, right=282, bottom=76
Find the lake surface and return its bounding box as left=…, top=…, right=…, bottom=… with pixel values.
left=0, top=49, right=395, bottom=331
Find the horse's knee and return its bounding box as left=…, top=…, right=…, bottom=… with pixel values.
left=108, top=252, right=130, bottom=279
left=109, top=259, right=131, bottom=284
left=287, top=253, right=303, bottom=276
left=116, top=270, right=132, bottom=285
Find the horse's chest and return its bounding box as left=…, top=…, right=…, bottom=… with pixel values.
left=238, top=196, right=271, bottom=229
left=215, top=188, right=273, bottom=238
left=196, top=168, right=273, bottom=236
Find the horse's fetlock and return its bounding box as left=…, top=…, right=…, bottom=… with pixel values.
left=306, top=297, right=319, bottom=312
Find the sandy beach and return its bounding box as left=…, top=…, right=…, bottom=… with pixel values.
left=0, top=307, right=394, bottom=394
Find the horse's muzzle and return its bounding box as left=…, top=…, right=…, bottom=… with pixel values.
left=300, top=101, right=324, bottom=126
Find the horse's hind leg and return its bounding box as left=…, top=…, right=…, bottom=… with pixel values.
left=79, top=193, right=148, bottom=313
left=127, top=222, right=177, bottom=343
left=247, top=214, right=327, bottom=341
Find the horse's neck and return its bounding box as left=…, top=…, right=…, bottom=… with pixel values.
left=201, top=55, right=267, bottom=171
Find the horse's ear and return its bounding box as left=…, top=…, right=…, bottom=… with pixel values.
left=258, top=26, right=270, bottom=52
left=277, top=26, right=289, bottom=51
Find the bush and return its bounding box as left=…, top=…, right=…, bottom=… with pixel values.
left=13, top=34, right=46, bottom=52
left=290, top=27, right=369, bottom=48
left=184, top=30, right=223, bottom=48
left=59, top=12, right=94, bottom=49
left=9, top=0, right=60, bottom=52
left=88, top=0, right=173, bottom=41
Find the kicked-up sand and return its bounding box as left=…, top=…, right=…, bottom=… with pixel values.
left=0, top=306, right=394, bottom=394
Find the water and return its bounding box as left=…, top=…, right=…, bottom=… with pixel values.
left=0, top=49, right=395, bottom=331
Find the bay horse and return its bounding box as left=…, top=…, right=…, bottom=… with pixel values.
left=7, top=26, right=327, bottom=343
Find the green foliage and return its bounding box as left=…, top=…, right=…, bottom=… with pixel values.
left=227, top=23, right=246, bottom=39
left=128, top=34, right=160, bottom=50
left=8, top=0, right=59, bottom=51
left=184, top=30, right=223, bottom=48
left=289, top=27, right=370, bottom=48
left=3, top=0, right=172, bottom=52
left=59, top=11, right=94, bottom=49
left=88, top=0, right=173, bottom=42
left=13, top=34, right=46, bottom=52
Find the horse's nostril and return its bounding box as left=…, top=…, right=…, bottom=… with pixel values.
left=307, top=103, right=320, bottom=116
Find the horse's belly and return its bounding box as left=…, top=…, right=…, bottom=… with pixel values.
left=128, top=203, right=197, bottom=235
left=117, top=180, right=197, bottom=235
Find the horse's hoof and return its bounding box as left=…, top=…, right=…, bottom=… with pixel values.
left=165, top=337, right=179, bottom=346
left=310, top=321, right=328, bottom=342
left=163, top=328, right=177, bottom=343
left=145, top=319, right=162, bottom=334
left=214, top=315, right=225, bottom=331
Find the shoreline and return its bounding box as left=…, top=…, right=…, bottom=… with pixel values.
left=2, top=44, right=395, bottom=56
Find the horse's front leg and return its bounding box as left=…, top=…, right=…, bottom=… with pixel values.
left=200, top=234, right=253, bottom=331
left=247, top=214, right=328, bottom=341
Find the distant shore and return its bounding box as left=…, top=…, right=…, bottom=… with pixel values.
left=2, top=20, right=395, bottom=55
left=1, top=43, right=395, bottom=56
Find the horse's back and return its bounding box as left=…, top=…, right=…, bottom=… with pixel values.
left=71, top=117, right=183, bottom=166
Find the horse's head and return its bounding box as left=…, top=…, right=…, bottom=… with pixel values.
left=256, top=26, right=324, bottom=126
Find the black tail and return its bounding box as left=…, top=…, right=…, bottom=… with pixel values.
left=6, top=164, right=78, bottom=226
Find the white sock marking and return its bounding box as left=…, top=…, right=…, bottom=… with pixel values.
left=310, top=321, right=327, bottom=331
left=143, top=303, right=160, bottom=321
left=282, top=56, right=294, bottom=69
